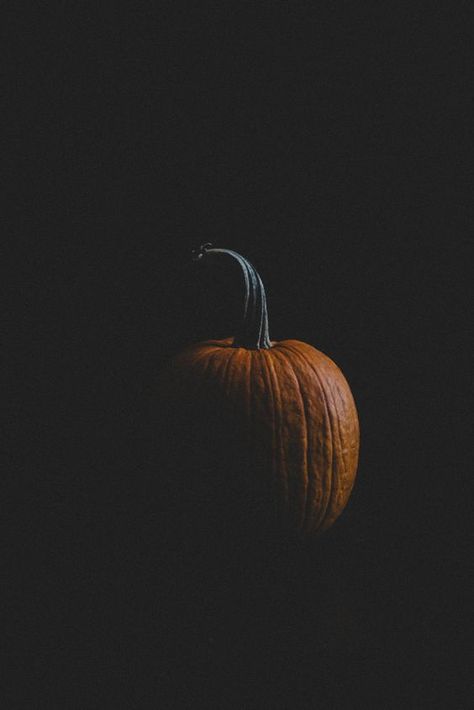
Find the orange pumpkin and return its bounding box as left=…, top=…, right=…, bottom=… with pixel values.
left=159, top=245, right=359, bottom=538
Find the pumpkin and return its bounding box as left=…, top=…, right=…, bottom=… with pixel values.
left=159, top=244, right=359, bottom=538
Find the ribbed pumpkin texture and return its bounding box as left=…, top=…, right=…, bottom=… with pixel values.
left=158, top=246, right=359, bottom=539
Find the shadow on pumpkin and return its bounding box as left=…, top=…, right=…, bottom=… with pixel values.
left=143, top=363, right=307, bottom=628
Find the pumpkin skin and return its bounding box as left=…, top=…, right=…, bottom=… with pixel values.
left=159, top=246, right=359, bottom=539
left=162, top=336, right=359, bottom=537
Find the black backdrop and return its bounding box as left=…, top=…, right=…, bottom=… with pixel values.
left=6, top=5, right=471, bottom=708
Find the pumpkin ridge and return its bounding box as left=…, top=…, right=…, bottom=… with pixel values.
left=338, top=380, right=359, bottom=490
left=308, top=364, right=335, bottom=532
left=278, top=343, right=327, bottom=534
left=264, top=350, right=289, bottom=520
left=286, top=343, right=359, bottom=527
left=283, top=341, right=359, bottom=531
left=300, top=348, right=347, bottom=529
left=304, top=350, right=351, bottom=531
left=328, top=378, right=350, bottom=512
left=329, top=374, right=359, bottom=523
left=277, top=344, right=324, bottom=535
left=259, top=350, right=278, bottom=523
left=270, top=347, right=308, bottom=531
left=321, top=372, right=347, bottom=530
left=278, top=348, right=310, bottom=534
left=279, top=343, right=335, bottom=532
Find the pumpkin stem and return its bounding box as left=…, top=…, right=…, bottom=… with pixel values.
left=193, top=244, right=272, bottom=349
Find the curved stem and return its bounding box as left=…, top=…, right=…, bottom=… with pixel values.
left=192, top=243, right=272, bottom=349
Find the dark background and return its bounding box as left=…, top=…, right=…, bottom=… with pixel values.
left=5, top=4, right=471, bottom=708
